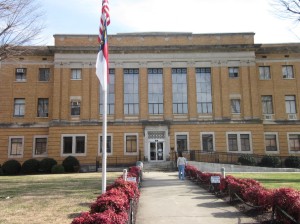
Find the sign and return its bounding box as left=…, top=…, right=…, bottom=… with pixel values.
left=210, top=176, right=220, bottom=184
left=126, top=177, right=137, bottom=183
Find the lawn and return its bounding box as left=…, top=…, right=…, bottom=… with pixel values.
left=230, top=172, right=300, bottom=190
left=0, top=172, right=122, bottom=224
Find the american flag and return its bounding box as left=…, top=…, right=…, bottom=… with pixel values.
left=96, top=0, right=110, bottom=91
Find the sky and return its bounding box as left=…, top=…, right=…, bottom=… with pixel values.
left=40, top=0, right=300, bottom=45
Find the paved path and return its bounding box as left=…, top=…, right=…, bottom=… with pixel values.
left=136, top=171, right=258, bottom=224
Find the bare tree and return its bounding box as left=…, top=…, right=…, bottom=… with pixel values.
left=272, top=0, right=300, bottom=22
left=0, top=0, right=44, bottom=61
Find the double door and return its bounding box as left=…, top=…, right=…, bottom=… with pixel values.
left=149, top=140, right=164, bottom=161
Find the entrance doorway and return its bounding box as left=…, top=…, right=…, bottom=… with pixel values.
left=149, top=140, right=164, bottom=161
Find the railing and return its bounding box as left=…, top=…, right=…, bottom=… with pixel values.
left=173, top=150, right=293, bottom=167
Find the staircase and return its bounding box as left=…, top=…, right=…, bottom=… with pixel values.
left=142, top=161, right=176, bottom=172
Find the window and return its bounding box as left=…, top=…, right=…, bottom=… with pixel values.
left=148, top=68, right=164, bottom=114
left=99, top=135, right=112, bottom=155
left=176, top=133, right=188, bottom=152
left=71, top=69, right=81, bottom=80
left=227, top=133, right=251, bottom=152
left=201, top=133, right=214, bottom=152
left=15, top=68, right=26, bottom=81
left=288, top=133, right=300, bottom=153
left=261, top=96, right=273, bottom=114
left=282, top=65, right=294, bottom=79
left=100, top=69, right=115, bottom=114
left=37, top=98, right=49, bottom=117
left=8, top=137, right=24, bottom=158
left=231, top=99, right=241, bottom=114
left=285, top=95, right=296, bottom=114
left=39, top=68, right=50, bottom=81
left=259, top=66, right=271, bottom=80
left=172, top=68, right=188, bottom=114
left=125, top=134, right=138, bottom=154
left=196, top=68, right=212, bottom=114
left=264, top=133, right=278, bottom=152
left=124, top=69, right=139, bottom=115
left=14, top=98, right=25, bottom=117
left=33, top=136, right=48, bottom=156
left=228, top=67, right=239, bottom=78
left=71, top=100, right=80, bottom=116
left=62, top=135, right=86, bottom=155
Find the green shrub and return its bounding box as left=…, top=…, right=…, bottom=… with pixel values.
left=40, top=158, right=57, bottom=173
left=21, top=159, right=40, bottom=174
left=51, top=164, right=65, bottom=174
left=2, top=160, right=21, bottom=175
left=237, top=154, right=256, bottom=166
left=260, top=155, right=281, bottom=168
left=284, top=156, right=300, bottom=168
left=62, top=156, right=80, bottom=172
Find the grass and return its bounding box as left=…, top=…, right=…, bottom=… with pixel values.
left=230, top=173, right=300, bottom=190
left=0, top=172, right=122, bottom=224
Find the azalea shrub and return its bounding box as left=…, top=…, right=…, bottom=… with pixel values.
left=72, top=166, right=141, bottom=224
left=185, top=165, right=300, bottom=223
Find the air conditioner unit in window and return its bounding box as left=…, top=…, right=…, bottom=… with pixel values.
left=72, top=101, right=80, bottom=106
left=288, top=114, right=297, bottom=120
left=16, top=68, right=24, bottom=73
left=264, top=114, right=273, bottom=120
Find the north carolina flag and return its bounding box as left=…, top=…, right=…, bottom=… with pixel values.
left=96, top=0, right=110, bottom=91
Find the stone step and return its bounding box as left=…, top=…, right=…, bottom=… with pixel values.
left=142, top=161, right=176, bottom=171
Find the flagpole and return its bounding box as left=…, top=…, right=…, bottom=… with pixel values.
left=102, top=87, right=107, bottom=194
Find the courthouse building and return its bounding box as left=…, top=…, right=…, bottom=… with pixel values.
left=1, top=32, right=300, bottom=168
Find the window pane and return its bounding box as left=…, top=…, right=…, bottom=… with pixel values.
left=124, top=69, right=139, bottom=115
left=10, top=138, right=23, bottom=155
left=172, top=69, right=188, bottom=114
left=177, top=135, right=187, bottom=151
left=14, top=99, right=25, bottom=116
left=265, top=134, right=277, bottom=151
left=228, top=134, right=238, bottom=151
left=202, top=134, right=214, bottom=152
left=289, top=134, right=300, bottom=152
left=37, top=98, right=49, bottom=117
left=240, top=134, right=250, bottom=151
left=262, top=96, right=273, bottom=114
left=71, top=69, right=81, bottom=79
left=231, top=99, right=241, bottom=113
left=39, top=68, right=50, bottom=81
left=75, top=136, right=85, bottom=153
left=196, top=68, right=212, bottom=114
left=126, top=135, right=137, bottom=153
left=63, top=137, right=73, bottom=154
left=71, top=101, right=80, bottom=116
left=35, top=138, right=47, bottom=155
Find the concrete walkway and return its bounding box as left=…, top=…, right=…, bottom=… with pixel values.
left=136, top=171, right=258, bottom=224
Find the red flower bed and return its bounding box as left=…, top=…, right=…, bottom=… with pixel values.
left=71, top=210, right=128, bottom=224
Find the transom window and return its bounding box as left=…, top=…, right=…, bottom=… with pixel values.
left=33, top=136, right=48, bottom=156
left=99, top=135, right=112, bottom=155
left=125, top=134, right=138, bottom=154
left=39, top=68, right=50, bottom=81
left=100, top=69, right=115, bottom=115
left=196, top=68, right=212, bottom=114
left=62, top=135, right=86, bottom=155
left=71, top=69, right=82, bottom=80
left=228, top=67, right=239, bottom=78
left=148, top=68, right=164, bottom=114
left=227, top=133, right=251, bottom=152
left=282, top=65, right=294, bottom=79
left=261, top=95, right=273, bottom=114
left=15, top=68, right=26, bottom=81
left=124, top=69, right=139, bottom=115
left=8, top=137, right=24, bottom=158
left=37, top=98, right=49, bottom=117
left=264, top=133, right=278, bottom=152
left=259, top=66, right=271, bottom=80
left=172, top=68, right=188, bottom=114
left=14, top=98, right=25, bottom=117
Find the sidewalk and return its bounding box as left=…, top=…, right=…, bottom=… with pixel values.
left=136, top=171, right=258, bottom=224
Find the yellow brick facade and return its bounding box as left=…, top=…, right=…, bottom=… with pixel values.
left=1, top=32, right=300, bottom=168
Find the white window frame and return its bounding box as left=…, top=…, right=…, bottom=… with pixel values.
left=98, top=133, right=113, bottom=156
left=200, top=132, right=215, bottom=152
left=175, top=132, right=189, bottom=152
left=33, top=135, right=48, bottom=157
left=124, top=133, right=139, bottom=155
left=226, top=132, right=252, bottom=153
left=8, top=136, right=24, bottom=158
left=61, top=134, right=87, bottom=156
left=287, top=132, right=300, bottom=154
left=264, top=132, right=279, bottom=154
